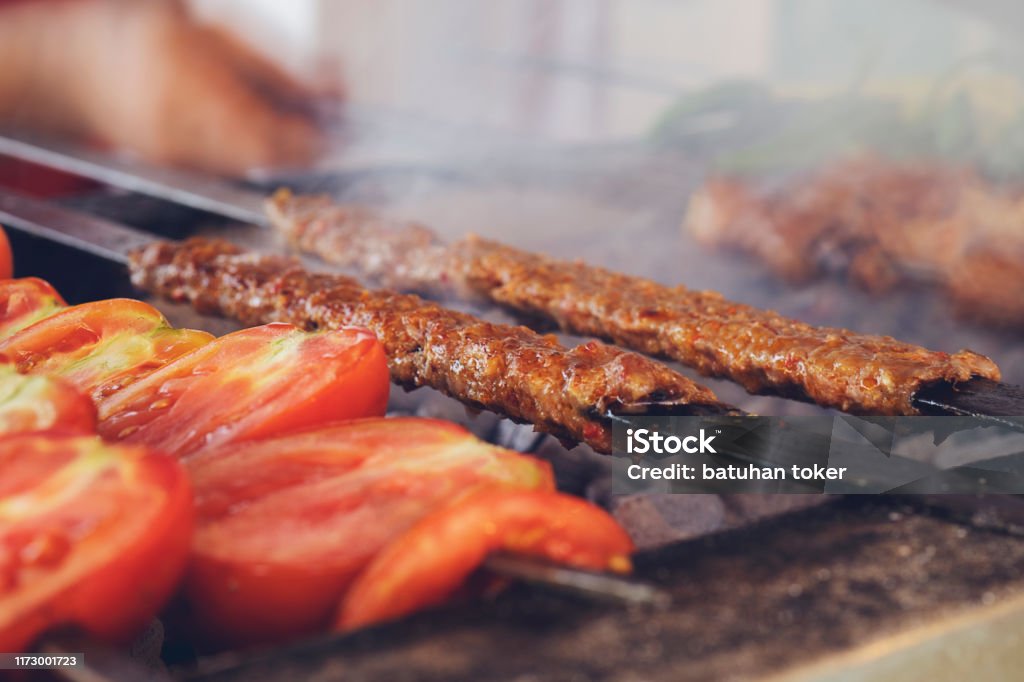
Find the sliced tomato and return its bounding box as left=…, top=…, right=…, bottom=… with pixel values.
left=0, top=227, right=13, bottom=281
left=0, top=366, right=95, bottom=435
left=183, top=417, right=553, bottom=647
left=0, top=298, right=213, bottom=404
left=336, top=489, right=634, bottom=631
left=0, top=434, right=193, bottom=652
left=98, top=323, right=390, bottom=458
left=0, top=277, right=66, bottom=340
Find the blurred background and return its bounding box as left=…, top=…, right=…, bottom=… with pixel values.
left=189, top=0, right=1024, bottom=170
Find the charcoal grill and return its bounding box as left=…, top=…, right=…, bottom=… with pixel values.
left=4, top=132, right=1024, bottom=682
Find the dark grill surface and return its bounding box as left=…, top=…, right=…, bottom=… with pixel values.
left=6, top=160, right=1024, bottom=681
left=184, top=498, right=1024, bottom=682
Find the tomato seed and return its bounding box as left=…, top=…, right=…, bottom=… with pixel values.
left=20, top=530, right=71, bottom=569
left=118, top=425, right=141, bottom=439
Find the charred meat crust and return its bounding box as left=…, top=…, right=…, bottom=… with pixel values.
left=128, top=237, right=729, bottom=454
left=270, top=190, right=1000, bottom=416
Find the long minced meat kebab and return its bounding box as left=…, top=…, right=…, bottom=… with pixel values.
left=266, top=189, right=1000, bottom=416
left=129, top=238, right=736, bottom=454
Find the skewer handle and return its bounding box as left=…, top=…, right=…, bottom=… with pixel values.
left=914, top=377, right=1024, bottom=431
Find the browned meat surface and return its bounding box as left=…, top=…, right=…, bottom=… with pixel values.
left=129, top=238, right=730, bottom=454
left=268, top=191, right=1000, bottom=416
left=684, top=156, right=1024, bottom=327
left=266, top=188, right=450, bottom=294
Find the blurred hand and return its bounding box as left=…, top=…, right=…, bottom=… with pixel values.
left=0, top=0, right=322, bottom=175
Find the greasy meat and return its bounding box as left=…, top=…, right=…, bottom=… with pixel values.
left=128, top=238, right=730, bottom=454
left=266, top=191, right=450, bottom=294
left=684, top=155, right=1024, bottom=326
left=268, top=190, right=1000, bottom=416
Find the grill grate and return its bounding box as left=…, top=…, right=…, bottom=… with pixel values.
left=3, top=147, right=1024, bottom=681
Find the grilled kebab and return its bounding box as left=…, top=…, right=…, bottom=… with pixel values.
left=129, top=237, right=733, bottom=454
left=266, top=189, right=1000, bottom=416
left=685, top=155, right=1024, bottom=328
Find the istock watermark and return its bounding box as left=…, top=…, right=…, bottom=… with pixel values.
left=611, top=415, right=1024, bottom=495
left=625, top=428, right=718, bottom=455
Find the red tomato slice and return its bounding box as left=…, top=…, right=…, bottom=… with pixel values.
left=336, top=489, right=634, bottom=631
left=184, top=417, right=553, bottom=647
left=0, top=298, right=213, bottom=403
left=0, top=366, right=95, bottom=435
left=0, top=434, right=193, bottom=652
left=0, top=277, right=66, bottom=340
left=98, top=323, right=390, bottom=459
left=0, top=227, right=13, bottom=281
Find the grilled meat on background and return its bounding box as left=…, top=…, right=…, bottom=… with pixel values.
left=685, top=155, right=1024, bottom=328
left=129, top=237, right=734, bottom=454
left=267, top=189, right=999, bottom=416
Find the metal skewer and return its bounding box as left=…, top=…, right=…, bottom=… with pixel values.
left=0, top=132, right=268, bottom=226
left=914, top=377, right=1024, bottom=431
left=483, top=552, right=671, bottom=607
